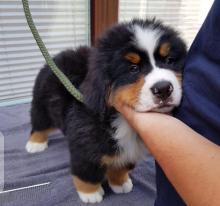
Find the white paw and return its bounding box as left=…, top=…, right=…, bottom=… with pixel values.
left=77, top=187, right=104, bottom=203
left=25, top=141, right=48, bottom=153
left=109, top=178, right=133, bottom=194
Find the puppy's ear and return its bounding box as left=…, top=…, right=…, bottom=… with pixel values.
left=80, top=64, right=109, bottom=116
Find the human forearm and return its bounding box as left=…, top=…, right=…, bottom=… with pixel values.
left=141, top=115, right=220, bottom=206
left=118, top=106, right=220, bottom=206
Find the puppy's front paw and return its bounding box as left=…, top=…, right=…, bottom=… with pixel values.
left=77, top=186, right=104, bottom=203
left=25, top=141, right=48, bottom=153
left=109, top=178, right=133, bottom=194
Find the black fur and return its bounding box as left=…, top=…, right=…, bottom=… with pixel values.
left=30, top=18, right=187, bottom=184
left=31, top=47, right=90, bottom=131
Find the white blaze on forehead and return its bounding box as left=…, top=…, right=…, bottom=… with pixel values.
left=133, top=25, right=163, bottom=67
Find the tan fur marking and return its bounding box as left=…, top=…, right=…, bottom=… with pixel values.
left=29, top=128, right=54, bottom=143
left=109, top=76, right=145, bottom=109
left=73, top=176, right=100, bottom=193
left=176, top=73, right=182, bottom=84
left=101, top=155, right=117, bottom=166
left=124, top=52, right=141, bottom=64
left=159, top=42, right=171, bottom=57
left=107, top=167, right=129, bottom=186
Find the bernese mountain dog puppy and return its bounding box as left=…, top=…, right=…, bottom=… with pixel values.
left=25, top=19, right=187, bottom=203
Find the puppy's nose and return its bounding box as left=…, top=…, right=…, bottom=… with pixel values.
left=151, top=81, right=173, bottom=100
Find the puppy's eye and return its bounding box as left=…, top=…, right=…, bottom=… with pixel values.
left=130, top=64, right=140, bottom=73
left=166, top=57, right=175, bottom=65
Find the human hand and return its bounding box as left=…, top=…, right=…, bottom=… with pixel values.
left=116, top=104, right=176, bottom=141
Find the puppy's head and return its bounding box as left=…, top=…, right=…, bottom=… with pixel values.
left=82, top=19, right=187, bottom=115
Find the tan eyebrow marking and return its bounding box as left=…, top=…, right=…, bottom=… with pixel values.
left=124, top=52, right=141, bottom=64
left=159, top=42, right=171, bottom=57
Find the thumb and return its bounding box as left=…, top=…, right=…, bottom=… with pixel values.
left=116, top=105, right=155, bottom=134
left=116, top=105, right=139, bottom=127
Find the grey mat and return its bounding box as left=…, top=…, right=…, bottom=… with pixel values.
left=0, top=103, right=156, bottom=206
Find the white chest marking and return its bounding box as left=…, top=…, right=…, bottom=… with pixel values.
left=111, top=115, right=146, bottom=167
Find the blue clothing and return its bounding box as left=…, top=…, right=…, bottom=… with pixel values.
left=155, top=1, right=220, bottom=205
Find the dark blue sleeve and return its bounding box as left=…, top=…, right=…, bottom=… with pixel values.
left=155, top=0, right=220, bottom=205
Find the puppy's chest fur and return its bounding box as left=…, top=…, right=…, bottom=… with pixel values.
left=110, top=114, right=146, bottom=167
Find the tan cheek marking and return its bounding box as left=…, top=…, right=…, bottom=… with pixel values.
left=124, top=52, right=141, bottom=64
left=29, top=128, right=55, bottom=143
left=107, top=167, right=129, bottom=186
left=73, top=176, right=100, bottom=193
left=109, top=77, right=145, bottom=109
left=175, top=73, right=182, bottom=84
left=159, top=42, right=171, bottom=57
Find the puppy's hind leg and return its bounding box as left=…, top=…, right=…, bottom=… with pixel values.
left=26, top=103, right=53, bottom=153
left=26, top=129, right=54, bottom=153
